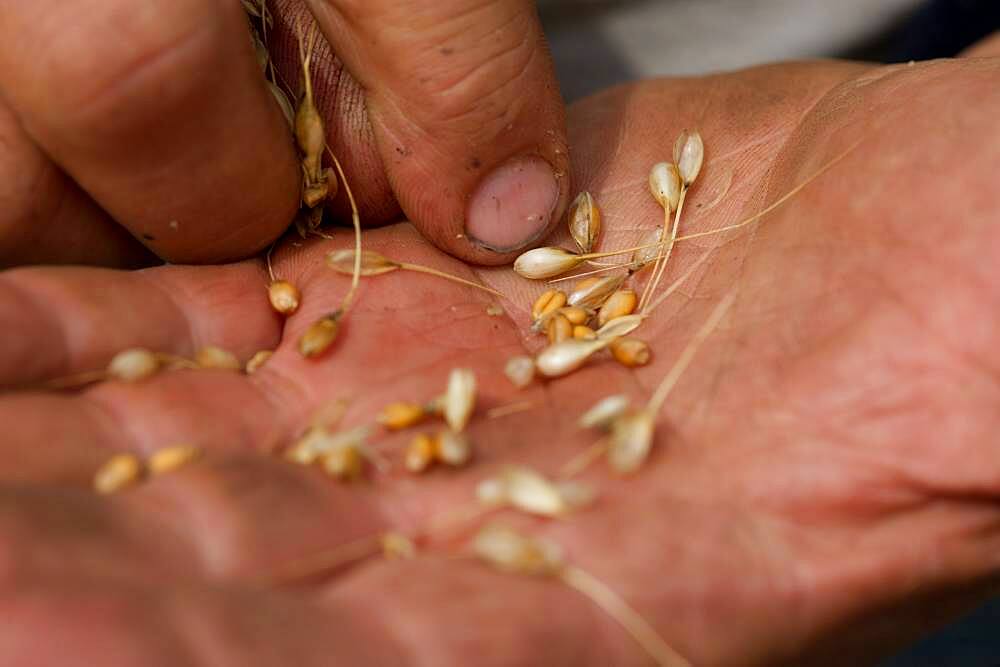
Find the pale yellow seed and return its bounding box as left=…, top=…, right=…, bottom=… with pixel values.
left=573, top=325, right=597, bottom=341
left=298, top=315, right=339, bottom=358
left=377, top=402, right=426, bottom=431
left=93, top=453, right=143, bottom=494
left=268, top=280, right=301, bottom=316
left=558, top=306, right=590, bottom=326
left=567, top=274, right=626, bottom=310
left=567, top=191, right=602, bottom=254
left=535, top=339, right=608, bottom=378
left=148, top=444, right=201, bottom=476
left=245, top=350, right=273, bottom=374
left=444, top=368, right=477, bottom=433
left=610, top=338, right=652, bottom=368
left=608, top=411, right=655, bottom=474
left=436, top=430, right=472, bottom=467
left=579, top=395, right=631, bottom=429
left=546, top=313, right=573, bottom=344
left=531, top=289, right=567, bottom=321
left=405, top=433, right=436, bottom=473
left=596, top=314, right=645, bottom=340
left=598, top=290, right=638, bottom=327
left=473, top=524, right=564, bottom=576
left=327, top=249, right=400, bottom=276
left=504, top=356, right=536, bottom=389
left=673, top=129, right=705, bottom=187
left=476, top=477, right=508, bottom=506
left=195, top=346, right=241, bottom=371
left=498, top=466, right=570, bottom=517
left=648, top=162, right=681, bottom=212
left=513, top=247, right=584, bottom=280
left=321, top=445, right=363, bottom=481
left=107, top=348, right=160, bottom=382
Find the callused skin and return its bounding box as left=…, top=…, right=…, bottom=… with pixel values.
left=0, top=39, right=999, bottom=666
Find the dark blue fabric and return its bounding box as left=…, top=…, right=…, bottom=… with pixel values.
left=887, top=0, right=1000, bottom=60
left=883, top=598, right=1000, bottom=666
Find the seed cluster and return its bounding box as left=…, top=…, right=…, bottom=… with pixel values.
left=505, top=130, right=707, bottom=384
left=93, top=444, right=203, bottom=494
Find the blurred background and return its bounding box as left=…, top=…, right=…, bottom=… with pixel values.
left=537, top=1, right=1000, bottom=665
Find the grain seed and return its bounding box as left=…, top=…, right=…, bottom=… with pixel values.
left=268, top=280, right=301, bottom=315
left=567, top=191, right=602, bottom=254
left=436, top=430, right=472, bottom=467
left=513, top=247, right=584, bottom=279
left=195, top=346, right=241, bottom=371
left=673, top=129, right=704, bottom=187
left=148, top=444, right=201, bottom=476
left=648, top=162, right=681, bottom=212
left=298, top=313, right=340, bottom=357
left=608, top=411, right=655, bottom=474
left=546, top=313, right=574, bottom=344
left=598, top=290, right=638, bottom=327
left=610, top=338, right=652, bottom=368
left=567, top=274, right=625, bottom=309
left=107, top=348, right=160, bottom=382
left=378, top=402, right=426, bottom=431
left=535, top=339, right=609, bottom=378
left=579, top=394, right=630, bottom=429
left=504, top=355, right=536, bottom=388
left=473, top=524, right=564, bottom=576
left=531, top=289, right=567, bottom=321
left=444, top=368, right=477, bottom=433
left=245, top=350, right=273, bottom=374
left=93, top=453, right=143, bottom=494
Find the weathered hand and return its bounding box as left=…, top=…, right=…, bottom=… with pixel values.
left=0, top=0, right=566, bottom=267
left=2, top=43, right=999, bottom=665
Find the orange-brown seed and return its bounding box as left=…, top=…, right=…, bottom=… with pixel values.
left=321, top=446, right=363, bottom=481
left=598, top=290, right=638, bottom=327
left=405, top=434, right=436, bottom=473
left=610, top=338, right=652, bottom=367
left=546, top=313, right=573, bottom=344
left=573, top=325, right=597, bottom=341
left=268, top=280, right=301, bottom=316
left=378, top=402, right=426, bottom=431
left=531, top=290, right=567, bottom=321
left=558, top=306, right=590, bottom=325
left=298, top=315, right=340, bottom=358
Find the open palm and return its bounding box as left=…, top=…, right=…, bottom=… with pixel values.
left=2, top=48, right=999, bottom=666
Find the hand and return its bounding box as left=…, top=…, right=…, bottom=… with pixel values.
left=0, top=0, right=567, bottom=267
left=2, top=44, right=999, bottom=665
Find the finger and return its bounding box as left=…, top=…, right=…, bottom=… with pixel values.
left=279, top=0, right=571, bottom=264
left=0, top=100, right=153, bottom=269
left=0, top=262, right=280, bottom=389
left=960, top=30, right=1000, bottom=57
left=0, top=0, right=300, bottom=263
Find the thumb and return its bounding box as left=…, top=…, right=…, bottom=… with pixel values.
left=305, top=0, right=570, bottom=264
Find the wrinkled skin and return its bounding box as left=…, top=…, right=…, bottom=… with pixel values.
left=2, top=41, right=1000, bottom=666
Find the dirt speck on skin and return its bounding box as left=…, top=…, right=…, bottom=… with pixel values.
left=142, top=233, right=156, bottom=241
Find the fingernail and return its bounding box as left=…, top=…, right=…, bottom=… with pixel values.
left=465, top=156, right=560, bottom=253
